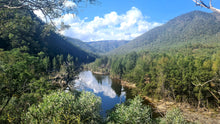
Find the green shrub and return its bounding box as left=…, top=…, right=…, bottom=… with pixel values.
left=107, top=96, right=153, bottom=124
left=24, top=91, right=101, bottom=124
left=160, top=108, right=187, bottom=124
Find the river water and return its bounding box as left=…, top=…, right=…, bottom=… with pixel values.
left=72, top=71, right=133, bottom=117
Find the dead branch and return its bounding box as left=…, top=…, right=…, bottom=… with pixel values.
left=193, top=0, right=220, bottom=14
left=208, top=89, right=220, bottom=102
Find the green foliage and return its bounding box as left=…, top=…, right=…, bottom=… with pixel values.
left=0, top=49, right=45, bottom=99
left=159, top=108, right=187, bottom=124
left=107, top=96, right=153, bottom=124
left=25, top=91, right=101, bottom=124
left=0, top=49, right=58, bottom=123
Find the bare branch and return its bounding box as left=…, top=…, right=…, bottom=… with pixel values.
left=208, top=89, right=220, bottom=102
left=3, top=4, right=24, bottom=9
left=193, top=78, right=220, bottom=87
left=193, top=0, right=220, bottom=14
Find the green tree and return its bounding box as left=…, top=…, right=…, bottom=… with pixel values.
left=111, top=58, right=124, bottom=79
left=52, top=57, right=57, bottom=71
left=123, top=51, right=137, bottom=72
left=0, top=49, right=56, bottom=122
left=42, top=56, right=50, bottom=71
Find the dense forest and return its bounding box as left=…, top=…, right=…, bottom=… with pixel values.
left=90, top=47, right=220, bottom=108
left=89, top=11, right=220, bottom=110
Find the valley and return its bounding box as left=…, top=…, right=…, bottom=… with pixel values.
left=86, top=10, right=220, bottom=123
left=0, top=0, right=220, bottom=123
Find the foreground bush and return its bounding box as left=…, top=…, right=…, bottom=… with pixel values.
left=25, top=91, right=101, bottom=124
left=160, top=108, right=187, bottom=124
left=107, top=96, right=153, bottom=124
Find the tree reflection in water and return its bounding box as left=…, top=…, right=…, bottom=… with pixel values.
left=73, top=71, right=133, bottom=117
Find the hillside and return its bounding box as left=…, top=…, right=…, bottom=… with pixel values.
left=87, top=40, right=129, bottom=53
left=110, top=11, right=220, bottom=54
left=0, top=9, right=96, bottom=65
left=65, top=37, right=102, bottom=54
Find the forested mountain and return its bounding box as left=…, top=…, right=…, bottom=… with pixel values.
left=87, top=40, right=129, bottom=53
left=110, top=11, right=220, bottom=54
left=0, top=9, right=95, bottom=65
left=88, top=11, right=220, bottom=113
left=65, top=37, right=102, bottom=54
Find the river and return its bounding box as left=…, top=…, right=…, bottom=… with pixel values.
left=71, top=71, right=133, bottom=117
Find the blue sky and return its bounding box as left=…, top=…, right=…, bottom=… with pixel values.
left=78, top=0, right=220, bottom=22
left=36, top=0, right=220, bottom=42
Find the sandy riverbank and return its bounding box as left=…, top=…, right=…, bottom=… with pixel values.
left=92, top=71, right=109, bottom=75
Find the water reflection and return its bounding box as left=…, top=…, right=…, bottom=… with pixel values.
left=73, top=71, right=128, bottom=116
left=74, top=71, right=117, bottom=98
left=111, top=79, right=122, bottom=97
left=93, top=74, right=106, bottom=84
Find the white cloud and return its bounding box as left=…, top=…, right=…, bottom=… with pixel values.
left=36, top=7, right=162, bottom=42
left=64, top=1, right=77, bottom=8
left=33, top=10, right=46, bottom=22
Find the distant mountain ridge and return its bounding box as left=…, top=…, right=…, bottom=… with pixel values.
left=87, top=40, right=130, bottom=53
left=65, top=37, right=102, bottom=54
left=65, top=38, right=129, bottom=54
left=110, top=11, right=220, bottom=55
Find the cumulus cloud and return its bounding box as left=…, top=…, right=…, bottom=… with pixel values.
left=36, top=7, right=162, bottom=41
